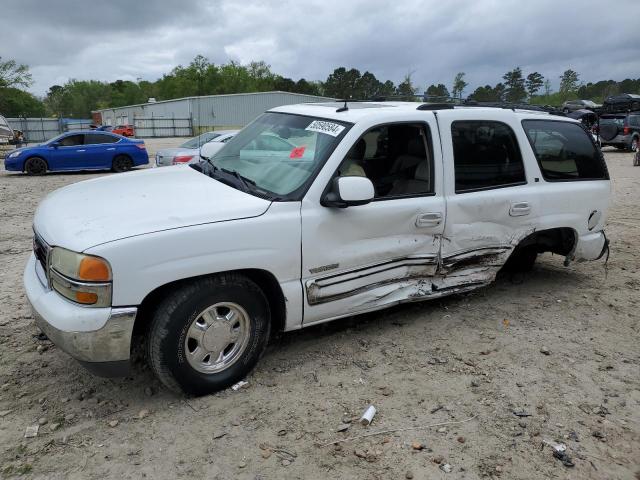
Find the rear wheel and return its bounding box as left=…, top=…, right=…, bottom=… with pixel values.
left=147, top=274, right=271, bottom=396
left=502, top=247, right=537, bottom=273
left=112, top=155, right=133, bottom=173
left=24, top=157, right=47, bottom=176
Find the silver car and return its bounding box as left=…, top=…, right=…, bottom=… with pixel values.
left=155, top=130, right=238, bottom=166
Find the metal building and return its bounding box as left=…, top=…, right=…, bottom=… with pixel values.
left=93, top=91, right=334, bottom=137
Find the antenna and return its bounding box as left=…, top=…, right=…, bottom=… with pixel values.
left=336, top=99, right=349, bottom=113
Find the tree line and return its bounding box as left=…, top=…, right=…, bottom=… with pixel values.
left=1, top=55, right=639, bottom=119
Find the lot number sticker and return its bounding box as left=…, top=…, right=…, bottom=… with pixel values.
left=305, top=120, right=345, bottom=137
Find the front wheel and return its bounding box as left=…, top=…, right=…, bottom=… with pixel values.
left=24, top=157, right=47, bottom=175
left=112, top=155, right=133, bottom=173
left=502, top=247, right=537, bottom=273
left=147, top=274, right=271, bottom=396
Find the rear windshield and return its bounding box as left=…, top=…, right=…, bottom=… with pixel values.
left=522, top=120, right=608, bottom=181
left=599, top=116, right=625, bottom=126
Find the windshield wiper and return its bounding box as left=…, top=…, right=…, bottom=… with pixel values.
left=221, top=167, right=256, bottom=191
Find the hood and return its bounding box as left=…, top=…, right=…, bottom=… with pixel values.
left=34, top=166, right=271, bottom=252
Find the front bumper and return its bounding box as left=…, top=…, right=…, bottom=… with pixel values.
left=24, top=253, right=136, bottom=377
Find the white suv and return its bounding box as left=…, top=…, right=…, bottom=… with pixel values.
left=25, top=102, right=610, bottom=395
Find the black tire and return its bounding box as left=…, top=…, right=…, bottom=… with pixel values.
left=112, top=155, right=133, bottom=173
left=502, top=247, right=537, bottom=273
left=147, top=274, right=271, bottom=396
left=24, top=157, right=47, bottom=176
left=599, top=124, right=619, bottom=142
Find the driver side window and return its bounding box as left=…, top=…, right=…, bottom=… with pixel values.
left=336, top=123, right=434, bottom=199
left=58, top=134, right=84, bottom=147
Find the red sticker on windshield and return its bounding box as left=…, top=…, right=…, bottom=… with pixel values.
left=289, top=146, right=306, bottom=159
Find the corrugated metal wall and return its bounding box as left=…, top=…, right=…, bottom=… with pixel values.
left=7, top=118, right=61, bottom=143
left=95, top=92, right=333, bottom=136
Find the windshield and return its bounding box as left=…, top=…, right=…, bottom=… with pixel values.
left=180, top=132, right=221, bottom=149
left=204, top=112, right=351, bottom=198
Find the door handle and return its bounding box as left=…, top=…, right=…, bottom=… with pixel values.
left=76, top=149, right=86, bottom=152
left=416, top=212, right=443, bottom=227
left=510, top=201, right=531, bottom=216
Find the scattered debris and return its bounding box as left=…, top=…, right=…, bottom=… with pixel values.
left=437, top=427, right=447, bottom=433
left=440, top=463, right=453, bottom=473
left=0, top=410, right=12, bottom=418
left=336, top=423, right=350, bottom=432
left=354, top=449, right=367, bottom=459
left=137, top=409, right=150, bottom=419
left=37, top=417, right=47, bottom=426
left=592, top=431, right=605, bottom=440
left=457, top=436, right=466, bottom=443
left=360, top=405, right=376, bottom=426
left=238, top=460, right=247, bottom=468
left=24, top=425, right=39, bottom=438
left=281, top=459, right=291, bottom=466
left=513, top=410, right=532, bottom=417
left=540, top=346, right=550, bottom=355
left=231, top=380, right=249, bottom=391
left=411, top=441, right=424, bottom=450
left=108, top=420, right=119, bottom=428
left=49, top=423, right=60, bottom=431
left=592, top=405, right=610, bottom=417
left=470, top=380, right=480, bottom=388
left=430, top=405, right=444, bottom=414
left=377, top=386, right=393, bottom=396
left=213, top=430, right=228, bottom=439
left=552, top=443, right=575, bottom=467
left=405, top=471, right=414, bottom=479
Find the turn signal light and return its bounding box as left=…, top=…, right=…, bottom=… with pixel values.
left=75, top=292, right=99, bottom=304
left=78, top=257, right=111, bottom=281
left=173, top=155, right=194, bottom=164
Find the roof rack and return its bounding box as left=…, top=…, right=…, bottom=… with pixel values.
left=415, top=100, right=566, bottom=116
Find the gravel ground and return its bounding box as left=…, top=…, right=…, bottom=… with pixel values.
left=0, top=145, right=638, bottom=479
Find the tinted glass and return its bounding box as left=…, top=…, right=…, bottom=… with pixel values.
left=58, top=134, right=84, bottom=147
left=85, top=133, right=118, bottom=144
left=335, top=123, right=434, bottom=199
left=452, top=121, right=525, bottom=192
left=629, top=116, right=639, bottom=127
left=599, top=116, right=624, bottom=127
left=522, top=120, right=608, bottom=181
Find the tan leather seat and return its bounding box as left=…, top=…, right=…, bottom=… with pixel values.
left=388, top=160, right=430, bottom=195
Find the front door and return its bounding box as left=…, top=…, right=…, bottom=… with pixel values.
left=48, top=133, right=86, bottom=170
left=301, top=121, right=446, bottom=324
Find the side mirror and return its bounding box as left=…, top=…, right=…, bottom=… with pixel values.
left=322, top=176, right=375, bottom=208
left=50, top=141, right=60, bottom=148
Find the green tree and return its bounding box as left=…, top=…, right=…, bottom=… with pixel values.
left=468, top=84, right=504, bottom=102
left=425, top=83, right=450, bottom=100
left=324, top=67, right=362, bottom=99
left=559, top=69, right=580, bottom=96
left=502, top=67, right=526, bottom=102
left=0, top=57, right=33, bottom=88
left=395, top=72, right=416, bottom=100
left=451, top=72, right=467, bottom=100
left=525, top=72, right=544, bottom=98
left=0, top=87, right=45, bottom=116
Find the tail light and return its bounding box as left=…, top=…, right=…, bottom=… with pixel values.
left=173, top=155, right=194, bottom=164
left=623, top=126, right=631, bottom=135
left=135, top=143, right=146, bottom=149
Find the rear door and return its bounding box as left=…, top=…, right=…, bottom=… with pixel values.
left=301, top=119, right=446, bottom=324
left=436, top=113, right=539, bottom=290
left=84, top=132, right=120, bottom=168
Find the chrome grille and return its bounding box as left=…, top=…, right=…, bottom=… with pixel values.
left=33, top=232, right=50, bottom=280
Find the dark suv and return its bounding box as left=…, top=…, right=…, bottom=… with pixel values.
left=598, top=112, right=640, bottom=152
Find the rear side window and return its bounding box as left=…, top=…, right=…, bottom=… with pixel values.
left=85, top=133, right=119, bottom=144
left=522, top=120, right=608, bottom=181
left=451, top=120, right=526, bottom=193
left=629, top=116, right=640, bottom=127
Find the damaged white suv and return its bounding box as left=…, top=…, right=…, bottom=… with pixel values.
left=25, top=102, right=610, bottom=395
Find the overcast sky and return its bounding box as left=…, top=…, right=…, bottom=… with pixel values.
left=2, top=0, right=639, bottom=97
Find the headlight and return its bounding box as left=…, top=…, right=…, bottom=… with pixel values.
left=8, top=150, right=22, bottom=158
left=49, top=247, right=112, bottom=307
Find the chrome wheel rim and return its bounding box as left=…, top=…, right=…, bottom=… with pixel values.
left=184, top=302, right=251, bottom=374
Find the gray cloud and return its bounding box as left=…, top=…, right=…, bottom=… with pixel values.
left=1, top=0, right=639, bottom=96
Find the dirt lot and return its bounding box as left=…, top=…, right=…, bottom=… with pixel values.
left=0, top=143, right=638, bottom=479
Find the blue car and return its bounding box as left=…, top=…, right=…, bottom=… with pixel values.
left=4, top=131, right=149, bottom=175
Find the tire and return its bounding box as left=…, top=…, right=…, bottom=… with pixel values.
left=24, top=157, right=47, bottom=176
left=111, top=155, right=133, bottom=173
left=502, top=247, right=537, bottom=273
left=147, top=274, right=271, bottom=396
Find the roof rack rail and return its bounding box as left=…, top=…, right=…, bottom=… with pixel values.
left=416, top=103, right=454, bottom=110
